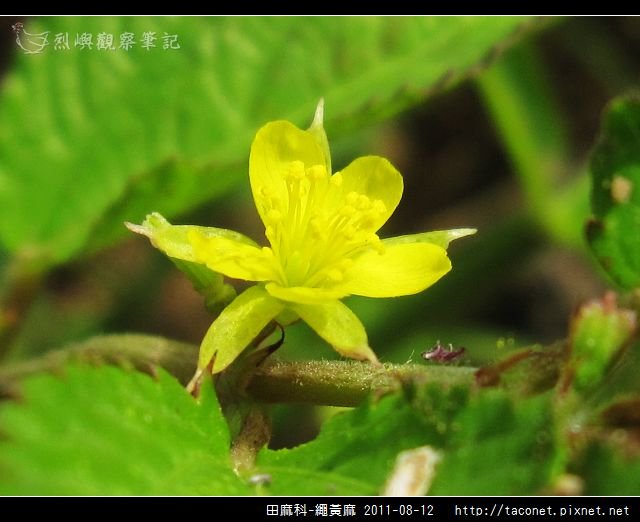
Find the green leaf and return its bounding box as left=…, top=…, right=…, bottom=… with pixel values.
left=256, top=385, right=559, bottom=495
left=587, top=95, right=640, bottom=289
left=569, top=293, right=637, bottom=394
left=578, top=442, right=640, bottom=496
left=256, top=386, right=468, bottom=495
left=0, top=365, right=251, bottom=495
left=0, top=16, right=530, bottom=268
left=429, top=391, right=560, bottom=495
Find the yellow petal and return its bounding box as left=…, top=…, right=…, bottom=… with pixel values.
left=126, top=212, right=258, bottom=262
left=386, top=228, right=477, bottom=249
left=189, top=229, right=278, bottom=282
left=339, top=242, right=451, bottom=298
left=336, top=156, right=403, bottom=231
left=290, top=300, right=378, bottom=363
left=249, top=120, right=327, bottom=225
left=199, top=285, right=285, bottom=373
left=265, top=282, right=347, bottom=305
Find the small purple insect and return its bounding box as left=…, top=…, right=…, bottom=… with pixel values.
left=421, top=341, right=465, bottom=363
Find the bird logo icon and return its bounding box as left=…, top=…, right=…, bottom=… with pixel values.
left=12, top=22, right=50, bottom=54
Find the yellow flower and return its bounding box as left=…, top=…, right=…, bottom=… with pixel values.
left=127, top=101, right=475, bottom=374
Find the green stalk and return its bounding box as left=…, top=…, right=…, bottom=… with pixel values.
left=477, top=42, right=589, bottom=249
left=0, top=333, right=476, bottom=406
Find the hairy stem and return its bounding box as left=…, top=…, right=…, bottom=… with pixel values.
left=0, top=334, right=476, bottom=405
left=0, top=334, right=198, bottom=397
left=247, top=359, right=477, bottom=406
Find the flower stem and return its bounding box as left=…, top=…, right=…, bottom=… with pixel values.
left=0, top=333, right=476, bottom=405
left=247, top=359, right=477, bottom=406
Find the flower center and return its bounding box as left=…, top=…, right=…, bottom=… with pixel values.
left=260, top=161, right=387, bottom=288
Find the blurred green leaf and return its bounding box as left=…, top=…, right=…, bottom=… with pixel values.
left=0, top=16, right=529, bottom=269
left=588, top=95, right=640, bottom=289
left=477, top=42, right=590, bottom=249
left=0, top=365, right=250, bottom=495
left=578, top=442, right=640, bottom=496
left=478, top=43, right=568, bottom=211
left=429, top=391, right=560, bottom=495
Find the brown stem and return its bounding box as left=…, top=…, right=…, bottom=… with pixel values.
left=0, top=262, right=44, bottom=360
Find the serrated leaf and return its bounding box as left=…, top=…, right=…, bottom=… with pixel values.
left=588, top=95, right=640, bottom=289
left=429, top=391, right=559, bottom=495
left=0, top=365, right=251, bottom=495
left=256, top=386, right=468, bottom=495
left=257, top=385, right=559, bottom=496
left=0, top=16, right=529, bottom=268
